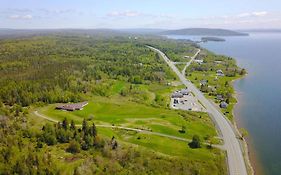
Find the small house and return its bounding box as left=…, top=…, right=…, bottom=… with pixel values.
left=216, top=70, right=224, bottom=76
left=194, top=59, right=204, bottom=64
left=220, top=102, right=228, bottom=109
left=200, top=80, right=208, bottom=86
left=216, top=94, right=224, bottom=101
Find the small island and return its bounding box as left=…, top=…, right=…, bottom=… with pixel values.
left=201, top=37, right=226, bottom=42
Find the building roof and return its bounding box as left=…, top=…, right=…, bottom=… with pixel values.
left=56, top=101, right=88, bottom=111
left=200, top=80, right=208, bottom=86
left=220, top=101, right=228, bottom=108
left=180, top=88, right=190, bottom=94
left=172, top=92, right=184, bottom=98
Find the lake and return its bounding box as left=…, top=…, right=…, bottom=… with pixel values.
left=167, top=33, right=281, bottom=175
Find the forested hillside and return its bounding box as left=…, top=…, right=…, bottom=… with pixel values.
left=0, top=36, right=175, bottom=106
left=0, top=35, right=227, bottom=174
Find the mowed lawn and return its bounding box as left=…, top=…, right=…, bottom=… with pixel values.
left=39, top=95, right=218, bottom=141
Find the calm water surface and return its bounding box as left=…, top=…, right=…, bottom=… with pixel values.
left=168, top=33, right=281, bottom=175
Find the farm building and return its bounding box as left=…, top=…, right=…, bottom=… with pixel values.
left=56, top=101, right=88, bottom=111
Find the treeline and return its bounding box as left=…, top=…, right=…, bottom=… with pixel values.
left=0, top=103, right=59, bottom=174
left=38, top=118, right=105, bottom=152
left=0, top=36, right=174, bottom=106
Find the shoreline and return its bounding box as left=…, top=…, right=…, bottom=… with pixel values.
left=227, top=75, right=254, bottom=175
left=196, top=43, right=255, bottom=174
left=233, top=79, right=265, bottom=175
left=231, top=85, right=254, bottom=175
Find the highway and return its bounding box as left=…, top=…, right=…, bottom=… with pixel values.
left=148, top=46, right=248, bottom=175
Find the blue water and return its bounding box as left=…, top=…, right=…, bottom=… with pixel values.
left=167, top=33, right=281, bottom=175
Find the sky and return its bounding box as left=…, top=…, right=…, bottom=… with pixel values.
left=0, top=0, right=281, bottom=29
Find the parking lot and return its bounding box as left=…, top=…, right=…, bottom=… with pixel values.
left=171, top=93, right=206, bottom=112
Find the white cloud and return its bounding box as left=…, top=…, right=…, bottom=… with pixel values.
left=252, top=11, right=268, bottom=17
left=107, top=11, right=141, bottom=17
left=8, top=14, right=33, bottom=20
left=237, top=11, right=268, bottom=18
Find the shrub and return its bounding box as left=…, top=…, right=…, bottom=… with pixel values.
left=66, top=140, right=81, bottom=154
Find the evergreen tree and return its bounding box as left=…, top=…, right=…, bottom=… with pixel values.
left=62, top=118, right=68, bottom=130
left=70, top=120, right=76, bottom=130
left=91, top=123, right=97, bottom=137
left=188, top=135, right=201, bottom=148
left=82, top=119, right=89, bottom=135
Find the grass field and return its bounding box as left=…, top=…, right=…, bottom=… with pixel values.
left=31, top=78, right=226, bottom=174
left=39, top=95, right=217, bottom=141
left=27, top=112, right=226, bottom=174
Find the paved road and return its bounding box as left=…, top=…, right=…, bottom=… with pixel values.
left=148, top=46, right=247, bottom=175
left=33, top=111, right=223, bottom=149
left=182, top=49, right=201, bottom=75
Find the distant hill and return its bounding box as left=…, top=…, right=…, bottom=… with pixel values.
left=0, top=28, right=249, bottom=39
left=161, top=28, right=249, bottom=36
left=0, top=28, right=124, bottom=39
left=118, top=28, right=166, bottom=34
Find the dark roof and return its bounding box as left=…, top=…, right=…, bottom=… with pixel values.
left=56, top=101, right=88, bottom=111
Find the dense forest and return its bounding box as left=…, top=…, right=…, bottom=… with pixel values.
left=0, top=35, right=178, bottom=107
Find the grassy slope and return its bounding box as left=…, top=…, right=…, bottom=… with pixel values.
left=32, top=79, right=226, bottom=174
left=28, top=112, right=226, bottom=175
left=38, top=93, right=217, bottom=141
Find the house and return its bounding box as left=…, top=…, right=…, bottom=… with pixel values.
left=171, top=92, right=184, bottom=98
left=194, top=59, right=204, bottom=64
left=220, top=101, right=228, bottom=108
left=217, top=69, right=223, bottom=74
left=200, top=80, right=208, bottom=86
left=56, top=101, right=88, bottom=111
left=180, top=88, right=190, bottom=95
left=216, top=94, right=224, bottom=101
left=216, top=69, right=224, bottom=76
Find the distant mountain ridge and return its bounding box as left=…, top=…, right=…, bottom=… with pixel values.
left=161, top=28, right=249, bottom=36
left=0, top=28, right=249, bottom=38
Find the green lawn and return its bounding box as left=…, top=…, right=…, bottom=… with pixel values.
left=39, top=95, right=217, bottom=141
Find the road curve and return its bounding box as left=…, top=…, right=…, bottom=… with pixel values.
left=148, top=46, right=247, bottom=175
